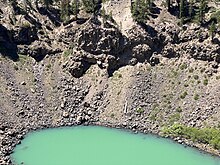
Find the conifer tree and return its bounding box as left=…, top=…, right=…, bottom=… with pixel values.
left=179, top=0, right=186, bottom=19
left=189, top=0, right=193, bottom=19
left=209, top=21, right=216, bottom=41
left=82, top=0, right=99, bottom=15
left=9, top=0, right=18, bottom=12
left=197, top=0, right=207, bottom=25
left=61, top=0, right=70, bottom=22
left=166, top=0, right=171, bottom=12
left=42, top=0, right=53, bottom=9
left=147, top=0, right=153, bottom=12
left=101, top=8, right=107, bottom=26
left=131, top=0, right=149, bottom=23
left=71, top=0, right=79, bottom=20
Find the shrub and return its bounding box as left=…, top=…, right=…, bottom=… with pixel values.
left=188, top=68, right=194, bottom=73
left=179, top=63, right=187, bottom=70
left=131, top=0, right=150, bottom=23
left=203, top=79, right=208, bottom=86
left=82, top=0, right=99, bottom=14
left=180, top=91, right=187, bottom=99
left=63, top=49, right=72, bottom=57
left=162, top=124, right=220, bottom=150
left=176, top=107, right=182, bottom=112
left=169, top=113, right=180, bottom=125
left=21, top=22, right=30, bottom=28
left=113, top=72, right=122, bottom=79
left=110, top=113, right=115, bottom=118
left=200, top=68, right=205, bottom=73
left=150, top=106, right=160, bottom=121
left=194, top=94, right=199, bottom=100
left=193, top=75, right=199, bottom=80
left=136, top=107, right=144, bottom=113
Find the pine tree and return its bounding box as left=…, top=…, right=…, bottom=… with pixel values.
left=176, top=0, right=180, bottom=9
left=147, top=0, right=153, bottom=12
left=9, top=0, right=18, bottom=12
left=166, top=0, right=171, bottom=12
left=131, top=0, right=149, bottom=23
left=197, top=0, right=207, bottom=25
left=61, top=0, right=70, bottom=22
left=42, top=0, right=53, bottom=9
left=101, top=8, right=107, bottom=26
left=82, top=0, right=98, bottom=15
left=209, top=21, right=216, bottom=41
left=179, top=0, right=186, bottom=19
left=189, top=0, right=193, bottom=19
left=35, top=0, right=39, bottom=9
left=22, top=0, right=27, bottom=11
left=71, top=0, right=79, bottom=20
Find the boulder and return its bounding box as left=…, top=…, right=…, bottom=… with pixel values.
left=76, top=21, right=127, bottom=55
left=68, top=61, right=84, bottom=78
left=132, top=44, right=152, bottom=62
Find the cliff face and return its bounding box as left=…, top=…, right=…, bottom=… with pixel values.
left=1, top=0, right=220, bottom=164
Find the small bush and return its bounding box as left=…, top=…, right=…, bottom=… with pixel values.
left=200, top=68, right=206, bottom=73
left=194, top=94, right=199, bottom=100
left=63, top=49, right=72, bottom=57
left=150, top=106, right=160, bottom=121
left=193, top=75, right=199, bottom=80
left=203, top=79, right=208, bottom=86
left=172, top=70, right=178, bottom=77
left=188, top=68, right=194, bottom=73
left=136, top=107, right=144, bottom=113
left=13, top=64, right=19, bottom=71
left=176, top=107, right=182, bottom=112
left=169, top=113, right=180, bottom=124
left=162, top=124, right=220, bottom=150
left=46, top=64, right=52, bottom=69
left=110, top=113, right=115, bottom=118
left=113, top=72, right=122, bottom=79
left=179, top=63, right=187, bottom=70
left=21, top=22, right=30, bottom=28
left=180, top=91, right=187, bottom=99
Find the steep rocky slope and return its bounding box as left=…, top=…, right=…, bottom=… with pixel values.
left=1, top=0, right=220, bottom=164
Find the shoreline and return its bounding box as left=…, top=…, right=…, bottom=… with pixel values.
left=4, top=121, right=220, bottom=165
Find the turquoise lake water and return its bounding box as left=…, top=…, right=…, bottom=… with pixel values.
left=11, top=126, right=220, bottom=165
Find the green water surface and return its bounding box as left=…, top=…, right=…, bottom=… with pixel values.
left=11, top=126, right=220, bottom=165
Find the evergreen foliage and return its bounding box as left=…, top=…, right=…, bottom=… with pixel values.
left=209, top=21, right=216, bottom=41
left=9, top=0, right=19, bottom=12
left=131, top=0, right=151, bottom=23
left=166, top=0, right=171, bottom=12
left=61, top=0, right=70, bottom=22
left=210, top=10, right=220, bottom=26
left=71, top=0, right=80, bottom=20
left=179, top=0, right=186, bottom=19
left=82, top=0, right=99, bottom=14
left=42, top=0, right=53, bottom=9
left=188, top=0, right=193, bottom=18
left=196, top=0, right=208, bottom=25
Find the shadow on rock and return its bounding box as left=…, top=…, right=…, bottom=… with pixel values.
left=0, top=25, right=18, bottom=61
left=38, top=7, right=61, bottom=26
